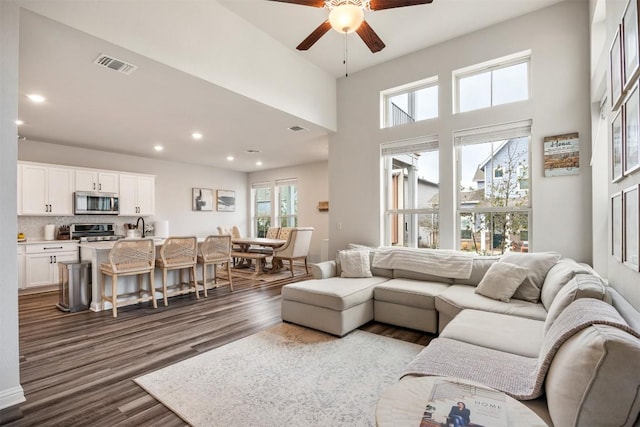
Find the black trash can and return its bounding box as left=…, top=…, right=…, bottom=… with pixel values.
left=56, top=261, right=92, bottom=312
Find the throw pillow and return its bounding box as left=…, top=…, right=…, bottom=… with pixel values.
left=475, top=262, right=529, bottom=302
left=338, top=250, right=373, bottom=278
left=500, top=252, right=561, bottom=303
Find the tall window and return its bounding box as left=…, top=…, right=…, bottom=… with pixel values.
left=382, top=136, right=439, bottom=248
left=455, top=120, right=532, bottom=255
left=454, top=51, right=530, bottom=113
left=381, top=77, right=438, bottom=128
left=276, top=179, right=298, bottom=227
left=252, top=183, right=271, bottom=238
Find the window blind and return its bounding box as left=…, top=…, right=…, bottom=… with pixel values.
left=381, top=135, right=439, bottom=156
left=453, top=119, right=532, bottom=146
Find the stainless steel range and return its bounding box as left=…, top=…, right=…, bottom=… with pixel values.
left=70, top=223, right=123, bottom=242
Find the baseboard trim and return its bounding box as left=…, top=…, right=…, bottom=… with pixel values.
left=0, top=385, right=25, bottom=411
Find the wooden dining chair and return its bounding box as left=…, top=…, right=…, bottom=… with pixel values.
left=155, top=236, right=198, bottom=305
left=272, top=227, right=314, bottom=277
left=197, top=235, right=233, bottom=296
left=100, top=238, right=156, bottom=317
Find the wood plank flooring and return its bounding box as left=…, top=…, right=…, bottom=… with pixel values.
left=1, top=268, right=434, bottom=426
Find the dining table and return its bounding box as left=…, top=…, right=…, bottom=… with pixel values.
left=231, top=237, right=287, bottom=274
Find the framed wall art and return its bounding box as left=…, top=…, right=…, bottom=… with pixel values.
left=543, top=133, right=580, bottom=177
left=611, top=25, right=625, bottom=111
left=624, top=0, right=640, bottom=90
left=216, top=190, right=236, bottom=212
left=625, top=83, right=640, bottom=174
left=623, top=185, right=639, bottom=270
left=612, top=192, right=623, bottom=261
left=192, top=188, right=214, bottom=211
left=612, top=109, right=624, bottom=182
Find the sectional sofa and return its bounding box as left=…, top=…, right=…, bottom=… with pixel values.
left=280, top=245, right=640, bottom=426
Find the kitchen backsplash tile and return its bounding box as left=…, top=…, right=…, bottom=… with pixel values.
left=18, top=216, right=152, bottom=240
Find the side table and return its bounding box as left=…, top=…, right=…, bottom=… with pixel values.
left=376, top=376, right=548, bottom=427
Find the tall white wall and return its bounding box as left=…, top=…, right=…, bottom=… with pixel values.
left=329, top=1, right=593, bottom=263
left=248, top=161, right=329, bottom=263
left=19, top=140, right=249, bottom=238
left=0, top=0, right=25, bottom=411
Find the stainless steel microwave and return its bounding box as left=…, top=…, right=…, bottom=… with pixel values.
left=74, top=191, right=119, bottom=215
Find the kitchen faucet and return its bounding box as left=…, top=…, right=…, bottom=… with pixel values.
left=136, top=217, right=145, bottom=238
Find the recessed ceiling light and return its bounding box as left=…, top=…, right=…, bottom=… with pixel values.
left=26, top=94, right=46, bottom=103
left=256, top=161, right=263, bottom=166
left=15, top=120, right=24, bottom=126
left=226, top=156, right=234, bottom=161
left=154, top=144, right=164, bottom=152
left=192, top=132, right=203, bottom=140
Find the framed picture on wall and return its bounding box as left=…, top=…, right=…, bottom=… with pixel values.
left=624, top=0, right=640, bottom=90
left=192, top=188, right=214, bottom=211
left=625, top=83, right=640, bottom=174
left=611, top=25, right=625, bottom=111
left=612, top=109, right=625, bottom=182
left=612, top=192, right=623, bottom=261
left=623, top=185, right=639, bottom=271
left=217, top=190, right=236, bottom=212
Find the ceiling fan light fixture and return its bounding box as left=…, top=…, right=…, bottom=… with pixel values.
left=329, top=4, right=364, bottom=33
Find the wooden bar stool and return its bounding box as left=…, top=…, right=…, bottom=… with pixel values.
left=100, top=238, right=156, bottom=318
left=197, top=235, right=233, bottom=296
left=155, top=236, right=198, bottom=306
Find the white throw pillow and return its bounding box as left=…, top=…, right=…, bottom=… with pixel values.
left=500, top=252, right=561, bottom=303
left=338, top=250, right=373, bottom=278
left=475, top=262, right=529, bottom=302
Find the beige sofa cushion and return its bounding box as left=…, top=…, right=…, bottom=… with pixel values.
left=545, top=325, right=640, bottom=427
left=500, top=252, right=560, bottom=303
left=393, top=269, right=454, bottom=284
left=440, top=309, right=544, bottom=358
left=339, top=244, right=394, bottom=278
left=454, top=256, right=500, bottom=286
left=543, top=274, right=611, bottom=334
left=281, top=276, right=389, bottom=311
left=435, top=285, right=548, bottom=322
left=475, top=262, right=529, bottom=302
left=337, top=249, right=372, bottom=278
left=374, top=279, right=450, bottom=310
left=540, top=258, right=595, bottom=310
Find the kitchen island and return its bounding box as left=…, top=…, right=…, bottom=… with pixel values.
left=80, top=238, right=209, bottom=312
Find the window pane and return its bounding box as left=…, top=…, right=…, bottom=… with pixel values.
left=417, top=150, right=439, bottom=209
left=459, top=71, right=491, bottom=112
left=414, top=86, right=438, bottom=121
left=418, top=213, right=439, bottom=248
left=460, top=211, right=529, bottom=255
left=493, top=62, right=528, bottom=106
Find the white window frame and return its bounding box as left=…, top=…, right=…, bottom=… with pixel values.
left=380, top=76, right=438, bottom=129
left=275, top=178, right=298, bottom=228
left=251, top=182, right=272, bottom=238
left=453, top=50, right=531, bottom=114
left=381, top=135, right=439, bottom=248
left=454, top=120, right=532, bottom=254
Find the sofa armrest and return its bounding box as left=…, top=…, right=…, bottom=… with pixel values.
left=312, top=261, right=337, bottom=279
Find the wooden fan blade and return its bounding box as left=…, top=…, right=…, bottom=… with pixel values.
left=369, top=0, right=433, bottom=10
left=356, top=21, right=385, bottom=53
left=268, top=0, right=326, bottom=7
left=297, top=21, right=332, bottom=50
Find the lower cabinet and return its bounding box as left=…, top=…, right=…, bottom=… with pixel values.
left=24, top=242, right=79, bottom=289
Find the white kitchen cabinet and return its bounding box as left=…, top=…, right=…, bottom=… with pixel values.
left=75, top=170, right=119, bottom=193
left=20, top=163, right=74, bottom=215
left=24, top=242, right=78, bottom=288
left=17, top=245, right=25, bottom=289
left=119, top=174, right=155, bottom=215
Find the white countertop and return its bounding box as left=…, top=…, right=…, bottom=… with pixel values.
left=18, top=239, right=77, bottom=245
left=79, top=237, right=205, bottom=251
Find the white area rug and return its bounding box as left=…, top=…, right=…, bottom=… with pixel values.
left=134, top=323, right=423, bottom=426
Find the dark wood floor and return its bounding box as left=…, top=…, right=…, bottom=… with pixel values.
left=1, top=269, right=434, bottom=426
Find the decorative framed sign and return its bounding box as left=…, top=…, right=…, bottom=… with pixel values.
left=623, top=185, right=639, bottom=270
left=543, top=133, right=580, bottom=177
left=624, top=0, right=640, bottom=90
left=192, top=188, right=214, bottom=211
left=625, top=83, right=640, bottom=174
left=612, top=192, right=623, bottom=261
left=612, top=109, right=625, bottom=182
left=611, top=25, right=625, bottom=111
left=216, top=190, right=236, bottom=212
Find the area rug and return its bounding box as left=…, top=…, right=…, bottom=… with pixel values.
left=134, top=323, right=423, bottom=426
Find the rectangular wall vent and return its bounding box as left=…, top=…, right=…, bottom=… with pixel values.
left=288, top=125, right=308, bottom=132
left=94, top=54, right=138, bottom=75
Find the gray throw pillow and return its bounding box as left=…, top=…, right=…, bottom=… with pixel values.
left=475, top=262, right=529, bottom=302
left=500, top=252, right=561, bottom=303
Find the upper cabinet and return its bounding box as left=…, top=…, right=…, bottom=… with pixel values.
left=119, top=174, right=155, bottom=216
left=20, top=163, right=74, bottom=215
left=75, top=170, right=119, bottom=193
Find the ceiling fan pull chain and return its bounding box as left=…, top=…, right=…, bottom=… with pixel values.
left=344, top=32, right=349, bottom=77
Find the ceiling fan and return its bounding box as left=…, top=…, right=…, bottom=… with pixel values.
left=269, top=0, right=434, bottom=53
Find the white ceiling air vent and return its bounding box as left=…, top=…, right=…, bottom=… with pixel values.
left=288, top=125, right=308, bottom=132
left=94, top=54, right=138, bottom=75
